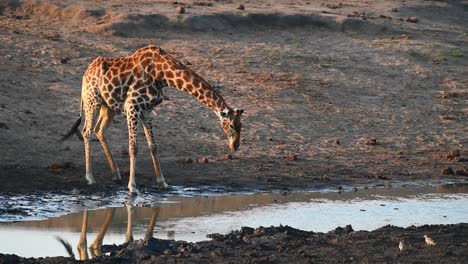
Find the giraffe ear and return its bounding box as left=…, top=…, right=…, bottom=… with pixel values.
left=235, top=109, right=244, bottom=115
left=220, top=109, right=230, bottom=117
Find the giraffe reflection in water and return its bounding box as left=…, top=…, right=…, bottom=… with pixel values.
left=57, top=204, right=160, bottom=260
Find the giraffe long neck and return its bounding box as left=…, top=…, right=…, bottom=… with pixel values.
left=155, top=55, right=231, bottom=114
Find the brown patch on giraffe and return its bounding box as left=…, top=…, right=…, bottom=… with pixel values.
left=156, top=63, right=163, bottom=71
left=192, top=78, right=200, bottom=88
left=186, top=83, right=194, bottom=92
left=183, top=74, right=191, bottom=83
left=167, top=79, right=175, bottom=87
left=165, top=71, right=174, bottom=79
left=124, top=63, right=133, bottom=71
left=111, top=68, right=119, bottom=76
left=175, top=79, right=184, bottom=88
left=163, top=63, right=169, bottom=70
left=141, top=94, right=150, bottom=101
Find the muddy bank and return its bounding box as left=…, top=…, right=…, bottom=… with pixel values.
left=1, top=223, right=467, bottom=263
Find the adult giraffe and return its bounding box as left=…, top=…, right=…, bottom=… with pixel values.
left=62, top=46, right=244, bottom=194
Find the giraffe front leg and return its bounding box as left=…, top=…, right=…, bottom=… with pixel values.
left=127, top=115, right=139, bottom=194
left=142, top=118, right=168, bottom=189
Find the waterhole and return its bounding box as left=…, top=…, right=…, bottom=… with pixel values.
left=0, top=183, right=467, bottom=258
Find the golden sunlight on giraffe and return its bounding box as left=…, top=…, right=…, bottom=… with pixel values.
left=61, top=46, right=244, bottom=194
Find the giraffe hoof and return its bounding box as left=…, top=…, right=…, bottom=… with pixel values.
left=112, top=177, right=122, bottom=184
left=86, top=179, right=96, bottom=185
left=128, top=188, right=138, bottom=196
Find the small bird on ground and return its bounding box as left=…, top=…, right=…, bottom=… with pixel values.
left=424, top=234, right=436, bottom=246
left=399, top=241, right=404, bottom=252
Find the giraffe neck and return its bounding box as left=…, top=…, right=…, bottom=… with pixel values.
left=154, top=52, right=231, bottom=114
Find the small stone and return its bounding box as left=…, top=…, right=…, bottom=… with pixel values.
left=286, top=153, right=297, bottom=161
left=454, top=166, right=468, bottom=176
left=365, top=138, right=379, bottom=145
left=24, top=109, right=32, bottom=114
left=391, top=8, right=398, bottom=12
left=176, top=6, right=185, bottom=14
left=224, top=154, right=233, bottom=160
left=121, top=149, right=129, bottom=158
left=441, top=167, right=454, bottom=175
left=198, top=157, right=209, bottom=164
left=406, top=17, right=418, bottom=23
left=333, top=139, right=340, bottom=145
left=60, top=57, right=70, bottom=64
left=0, top=122, right=9, bottom=130
left=236, top=4, right=245, bottom=10
left=48, top=164, right=64, bottom=174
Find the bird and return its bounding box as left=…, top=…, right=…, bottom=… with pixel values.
left=399, top=241, right=404, bottom=252
left=424, top=234, right=436, bottom=246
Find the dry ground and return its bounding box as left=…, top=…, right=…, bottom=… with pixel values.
left=0, top=0, right=467, bottom=194
left=1, top=0, right=468, bottom=263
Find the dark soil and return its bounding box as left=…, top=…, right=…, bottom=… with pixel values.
left=2, top=224, right=468, bottom=263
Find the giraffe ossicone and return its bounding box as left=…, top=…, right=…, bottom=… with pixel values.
left=62, top=46, right=244, bottom=194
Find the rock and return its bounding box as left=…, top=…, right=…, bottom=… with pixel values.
left=286, top=153, right=297, bottom=161
left=48, top=164, right=64, bottom=174
left=60, top=56, right=70, bottom=64
left=406, top=17, right=418, bottom=23
left=391, top=8, right=398, bottom=12
left=454, top=166, right=468, bottom=176
left=365, top=138, right=379, bottom=145
left=177, top=157, right=193, bottom=164
left=176, top=6, right=185, bottom=14
left=444, top=149, right=461, bottom=160
left=224, top=154, right=233, bottom=160
left=441, top=167, right=454, bottom=175
left=121, top=149, right=129, bottom=158
left=330, top=224, right=354, bottom=235
left=198, top=157, right=209, bottom=164
left=0, top=122, right=10, bottom=129
left=236, top=4, right=245, bottom=10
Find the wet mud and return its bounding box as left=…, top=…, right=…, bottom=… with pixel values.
left=1, top=224, right=468, bottom=263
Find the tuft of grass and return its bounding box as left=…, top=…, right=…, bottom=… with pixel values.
left=449, top=50, right=463, bottom=57
left=434, top=54, right=446, bottom=63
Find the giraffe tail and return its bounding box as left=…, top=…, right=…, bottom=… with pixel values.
left=55, top=236, right=75, bottom=258
left=60, top=116, right=83, bottom=141
left=60, top=97, right=84, bottom=141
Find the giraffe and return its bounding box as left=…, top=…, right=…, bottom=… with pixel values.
left=61, top=46, right=244, bottom=194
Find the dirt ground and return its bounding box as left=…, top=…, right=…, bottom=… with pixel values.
left=0, top=0, right=467, bottom=262
left=0, top=0, right=467, bottom=194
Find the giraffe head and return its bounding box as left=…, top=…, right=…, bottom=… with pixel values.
left=220, top=108, right=244, bottom=151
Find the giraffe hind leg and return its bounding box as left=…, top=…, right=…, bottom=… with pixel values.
left=82, top=103, right=98, bottom=185
left=94, top=105, right=121, bottom=181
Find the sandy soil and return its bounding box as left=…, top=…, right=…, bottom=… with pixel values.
left=0, top=0, right=467, bottom=195
left=0, top=0, right=467, bottom=261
